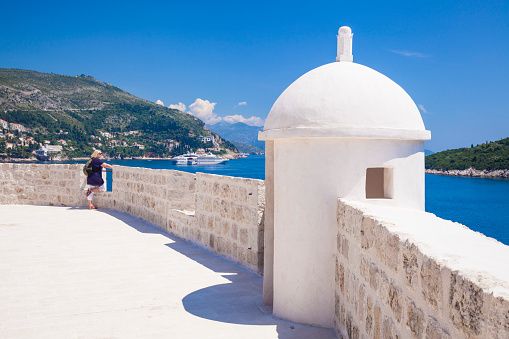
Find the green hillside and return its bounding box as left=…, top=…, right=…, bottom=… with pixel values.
left=0, top=68, right=236, bottom=158
left=425, top=137, right=509, bottom=170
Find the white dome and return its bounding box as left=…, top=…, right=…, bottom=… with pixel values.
left=260, top=62, right=430, bottom=140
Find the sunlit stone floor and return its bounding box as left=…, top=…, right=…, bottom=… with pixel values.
left=0, top=205, right=335, bottom=339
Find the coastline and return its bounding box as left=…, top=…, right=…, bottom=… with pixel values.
left=426, top=167, right=509, bottom=179
left=0, top=152, right=246, bottom=163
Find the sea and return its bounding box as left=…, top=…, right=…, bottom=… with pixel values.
left=34, top=155, right=509, bottom=245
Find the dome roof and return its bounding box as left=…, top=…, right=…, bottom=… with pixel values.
left=260, top=61, right=430, bottom=140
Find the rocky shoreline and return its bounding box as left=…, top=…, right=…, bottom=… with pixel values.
left=426, top=167, right=509, bottom=179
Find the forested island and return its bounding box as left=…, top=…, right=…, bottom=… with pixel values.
left=0, top=68, right=237, bottom=160
left=425, top=137, right=509, bottom=178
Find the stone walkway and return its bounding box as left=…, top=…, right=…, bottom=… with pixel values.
left=0, top=205, right=335, bottom=339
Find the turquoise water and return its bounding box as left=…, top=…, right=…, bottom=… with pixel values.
left=109, top=156, right=266, bottom=179
left=34, top=155, right=509, bottom=245
left=425, top=174, right=509, bottom=245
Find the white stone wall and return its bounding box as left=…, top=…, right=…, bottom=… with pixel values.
left=0, top=163, right=83, bottom=206
left=335, top=199, right=509, bottom=339
left=95, top=166, right=197, bottom=228
left=96, top=168, right=265, bottom=272
left=194, top=173, right=265, bottom=272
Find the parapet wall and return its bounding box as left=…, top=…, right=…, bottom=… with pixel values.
left=0, top=164, right=264, bottom=273
left=0, top=163, right=83, bottom=206
left=94, top=167, right=197, bottom=227
left=95, top=168, right=265, bottom=272
left=335, top=199, right=509, bottom=339
left=194, top=173, right=265, bottom=272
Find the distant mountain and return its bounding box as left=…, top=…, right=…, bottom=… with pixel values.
left=424, top=149, right=434, bottom=156
left=0, top=68, right=236, bottom=158
left=425, top=137, right=509, bottom=170
left=207, top=122, right=264, bottom=153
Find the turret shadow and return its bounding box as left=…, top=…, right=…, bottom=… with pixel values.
left=98, top=209, right=335, bottom=339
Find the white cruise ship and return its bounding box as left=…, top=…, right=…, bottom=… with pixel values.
left=171, top=153, right=228, bottom=165
left=196, top=153, right=228, bottom=165
left=171, top=153, right=197, bottom=165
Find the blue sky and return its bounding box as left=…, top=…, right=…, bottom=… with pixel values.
left=1, top=0, right=508, bottom=151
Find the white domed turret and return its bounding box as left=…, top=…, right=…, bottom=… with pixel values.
left=260, top=26, right=431, bottom=328
left=263, top=62, right=430, bottom=140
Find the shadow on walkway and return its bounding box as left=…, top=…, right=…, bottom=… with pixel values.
left=98, top=209, right=336, bottom=339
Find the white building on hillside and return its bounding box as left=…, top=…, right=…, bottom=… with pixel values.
left=259, top=26, right=430, bottom=327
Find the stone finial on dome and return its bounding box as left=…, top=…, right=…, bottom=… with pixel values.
left=336, top=26, right=353, bottom=62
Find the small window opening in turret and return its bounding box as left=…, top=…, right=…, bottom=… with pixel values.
left=365, top=168, right=393, bottom=199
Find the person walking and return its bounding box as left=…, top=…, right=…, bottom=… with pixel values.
left=84, top=150, right=113, bottom=209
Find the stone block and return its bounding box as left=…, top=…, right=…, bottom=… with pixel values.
left=343, top=205, right=363, bottom=238
left=406, top=300, right=424, bottom=337
left=374, top=304, right=381, bottom=339
left=229, top=223, right=238, bottom=240
left=206, top=215, right=214, bottom=230
left=382, top=316, right=400, bottom=339
left=360, top=256, right=370, bottom=282
left=420, top=258, right=442, bottom=310
left=369, top=262, right=380, bottom=291
left=370, top=222, right=400, bottom=273
left=214, top=216, right=227, bottom=236
left=335, top=292, right=341, bottom=328
left=361, top=217, right=376, bottom=250
left=348, top=271, right=359, bottom=305
left=339, top=302, right=346, bottom=329
left=401, top=241, right=420, bottom=289
left=357, top=283, right=366, bottom=320
left=449, top=272, right=483, bottom=336
left=219, top=183, right=232, bottom=199
left=239, top=228, right=248, bottom=245
left=425, top=316, right=451, bottom=339
left=338, top=261, right=345, bottom=295
left=247, top=249, right=259, bottom=267
left=246, top=228, right=260, bottom=249
left=386, top=281, right=402, bottom=323
left=482, top=293, right=509, bottom=338
left=237, top=246, right=248, bottom=265
left=209, top=234, right=215, bottom=249
left=212, top=182, right=220, bottom=195
left=346, top=311, right=360, bottom=339
left=365, top=296, right=374, bottom=336
left=341, top=235, right=349, bottom=260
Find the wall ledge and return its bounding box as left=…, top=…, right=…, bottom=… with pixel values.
left=340, top=198, right=509, bottom=299
left=336, top=198, right=509, bottom=338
